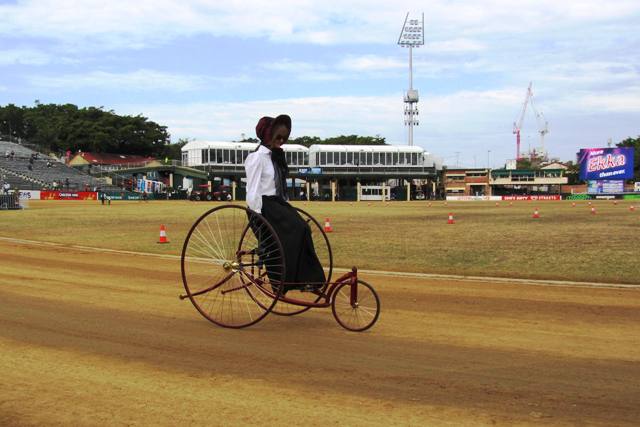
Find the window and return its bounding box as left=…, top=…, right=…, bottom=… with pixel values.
left=385, top=153, right=391, bottom=165
left=230, top=150, right=237, bottom=164
left=320, top=152, right=326, bottom=165
left=201, top=149, right=209, bottom=164
left=216, top=149, right=223, bottom=164
left=340, top=152, right=346, bottom=165
left=347, top=152, right=353, bottom=164
left=366, top=152, right=372, bottom=165
left=393, top=152, right=398, bottom=165
left=182, top=152, right=188, bottom=166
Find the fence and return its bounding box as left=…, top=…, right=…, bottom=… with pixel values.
left=0, top=192, right=21, bottom=210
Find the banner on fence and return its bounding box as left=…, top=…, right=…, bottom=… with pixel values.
left=445, top=195, right=502, bottom=201
left=501, top=195, right=562, bottom=201
left=40, top=191, right=98, bottom=200
left=18, top=190, right=41, bottom=200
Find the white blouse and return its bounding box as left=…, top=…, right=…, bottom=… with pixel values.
left=244, top=145, right=276, bottom=213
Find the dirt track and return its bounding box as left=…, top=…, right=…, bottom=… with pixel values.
left=1, top=239, right=639, bottom=426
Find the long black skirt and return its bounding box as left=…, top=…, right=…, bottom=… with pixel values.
left=258, top=196, right=325, bottom=292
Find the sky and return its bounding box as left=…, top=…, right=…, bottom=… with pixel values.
left=1, top=0, right=639, bottom=167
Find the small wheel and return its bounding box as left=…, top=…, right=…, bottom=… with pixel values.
left=331, top=280, right=380, bottom=332
left=205, top=193, right=213, bottom=201
left=270, top=206, right=333, bottom=316
left=181, top=205, right=285, bottom=328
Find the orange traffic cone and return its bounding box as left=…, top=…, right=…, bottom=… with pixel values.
left=509, top=202, right=513, bottom=207
left=630, top=205, right=636, bottom=212
left=447, top=213, right=455, bottom=224
left=532, top=208, right=540, bottom=219
left=324, top=218, right=333, bottom=233
left=591, top=207, right=596, bottom=215
left=613, top=200, right=618, bottom=205
left=495, top=202, right=500, bottom=207
left=158, top=224, right=169, bottom=243
left=571, top=202, right=576, bottom=207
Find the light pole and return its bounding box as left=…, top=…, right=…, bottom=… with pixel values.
left=487, top=150, right=491, bottom=169
left=398, top=12, right=424, bottom=146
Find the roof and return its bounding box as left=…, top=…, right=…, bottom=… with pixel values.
left=308, top=145, right=425, bottom=153
left=182, top=141, right=259, bottom=151
left=541, top=162, right=569, bottom=170
left=181, top=140, right=428, bottom=154
left=70, top=152, right=155, bottom=165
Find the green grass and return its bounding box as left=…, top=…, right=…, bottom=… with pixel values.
left=2, top=199, right=639, bottom=284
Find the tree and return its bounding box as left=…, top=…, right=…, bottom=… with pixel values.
left=616, top=136, right=640, bottom=180
left=0, top=103, right=171, bottom=157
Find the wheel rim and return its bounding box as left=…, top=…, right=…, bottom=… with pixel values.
left=181, top=205, right=285, bottom=328
left=269, top=206, right=333, bottom=316
left=331, top=280, right=380, bottom=332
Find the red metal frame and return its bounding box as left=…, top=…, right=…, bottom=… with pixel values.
left=241, top=266, right=359, bottom=309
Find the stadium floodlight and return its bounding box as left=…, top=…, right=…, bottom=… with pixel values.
left=398, top=12, right=424, bottom=146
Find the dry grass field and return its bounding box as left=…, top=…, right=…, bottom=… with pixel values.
left=1, top=199, right=639, bottom=426
left=3, top=198, right=640, bottom=283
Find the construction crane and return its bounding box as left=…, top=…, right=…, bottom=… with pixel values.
left=512, top=82, right=532, bottom=160
left=512, top=82, right=549, bottom=161
left=528, top=95, right=549, bottom=160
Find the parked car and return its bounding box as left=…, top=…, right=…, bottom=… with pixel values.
left=189, top=185, right=231, bottom=201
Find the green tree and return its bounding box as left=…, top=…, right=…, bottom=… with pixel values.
left=0, top=102, right=171, bottom=157
left=616, top=136, right=640, bottom=180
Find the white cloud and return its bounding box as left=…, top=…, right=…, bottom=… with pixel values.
left=425, top=39, right=487, bottom=53
left=261, top=60, right=342, bottom=81
left=119, top=89, right=524, bottom=146
left=0, top=48, right=52, bottom=65
left=576, top=88, right=640, bottom=113
left=338, top=55, right=405, bottom=72
left=0, top=0, right=638, bottom=49
left=119, top=83, right=640, bottom=165
left=27, top=69, right=247, bottom=91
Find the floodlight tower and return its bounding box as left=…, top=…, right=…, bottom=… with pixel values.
left=398, top=12, right=424, bottom=146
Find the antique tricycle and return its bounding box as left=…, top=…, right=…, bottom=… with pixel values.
left=180, top=205, right=380, bottom=331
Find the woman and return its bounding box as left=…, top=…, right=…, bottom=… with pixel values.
left=244, top=114, right=325, bottom=293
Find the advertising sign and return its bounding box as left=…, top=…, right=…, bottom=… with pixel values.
left=578, top=147, right=634, bottom=180
left=18, top=190, right=41, bottom=200
left=297, top=167, right=322, bottom=175
left=635, top=182, right=640, bottom=192
left=40, top=191, right=98, bottom=200
left=501, top=195, right=562, bottom=201
left=446, top=195, right=501, bottom=201
left=587, top=180, right=624, bottom=194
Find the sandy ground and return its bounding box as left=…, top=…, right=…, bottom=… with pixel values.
left=1, top=239, right=639, bottom=426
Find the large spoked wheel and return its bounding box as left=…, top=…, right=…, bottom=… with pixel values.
left=181, top=205, right=285, bottom=328
left=269, top=206, right=333, bottom=316
left=331, top=280, right=380, bottom=332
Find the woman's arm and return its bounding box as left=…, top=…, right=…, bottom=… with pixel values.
left=244, top=153, right=263, bottom=213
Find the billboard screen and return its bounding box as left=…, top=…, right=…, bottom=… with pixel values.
left=587, top=180, right=624, bottom=194
left=578, top=147, right=634, bottom=181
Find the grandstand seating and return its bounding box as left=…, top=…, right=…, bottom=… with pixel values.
left=0, top=140, right=116, bottom=191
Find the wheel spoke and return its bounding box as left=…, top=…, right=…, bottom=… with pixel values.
left=182, top=206, right=285, bottom=328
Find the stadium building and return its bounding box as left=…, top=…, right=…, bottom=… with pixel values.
left=180, top=141, right=442, bottom=201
